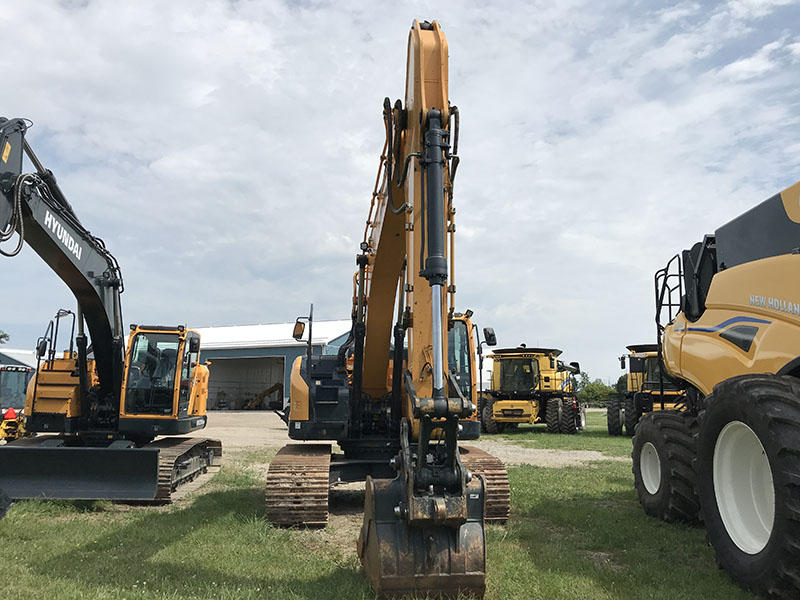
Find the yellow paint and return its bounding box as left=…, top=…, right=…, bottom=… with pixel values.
left=663, top=253, right=800, bottom=395
left=289, top=356, right=309, bottom=421
left=1, top=141, right=10, bottom=163
left=779, top=181, right=800, bottom=223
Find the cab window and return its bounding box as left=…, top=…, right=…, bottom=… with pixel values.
left=125, top=332, right=181, bottom=415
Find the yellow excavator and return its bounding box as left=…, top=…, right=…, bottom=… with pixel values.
left=0, top=118, right=221, bottom=509
left=633, top=180, right=800, bottom=598
left=265, top=20, right=509, bottom=598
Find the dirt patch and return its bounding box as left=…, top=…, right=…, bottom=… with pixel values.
left=469, top=440, right=629, bottom=468
left=185, top=411, right=290, bottom=452
left=582, top=550, right=625, bottom=571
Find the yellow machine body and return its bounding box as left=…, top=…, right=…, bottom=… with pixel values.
left=26, top=326, right=208, bottom=437
left=623, top=347, right=683, bottom=410
left=488, top=348, right=578, bottom=425
left=663, top=253, right=800, bottom=394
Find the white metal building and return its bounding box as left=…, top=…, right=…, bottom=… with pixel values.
left=196, top=320, right=350, bottom=410
left=0, top=349, right=37, bottom=368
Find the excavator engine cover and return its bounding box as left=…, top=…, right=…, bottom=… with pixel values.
left=0, top=442, right=159, bottom=500
left=358, top=475, right=486, bottom=599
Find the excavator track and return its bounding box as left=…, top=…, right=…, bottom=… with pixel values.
left=146, top=437, right=222, bottom=502
left=460, top=445, right=510, bottom=523
left=265, top=444, right=331, bottom=527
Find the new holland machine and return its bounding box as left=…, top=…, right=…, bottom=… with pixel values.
left=265, top=20, right=509, bottom=598
left=480, top=346, right=584, bottom=434
left=608, top=343, right=684, bottom=436
left=0, top=117, right=221, bottom=511
left=632, top=180, right=800, bottom=598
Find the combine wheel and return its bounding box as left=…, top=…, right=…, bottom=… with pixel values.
left=696, top=375, right=800, bottom=598
left=632, top=411, right=699, bottom=523
left=545, top=399, right=560, bottom=433
left=607, top=396, right=623, bottom=435
left=578, top=403, right=587, bottom=431
left=478, top=396, right=488, bottom=433
left=481, top=400, right=503, bottom=434
left=559, top=398, right=578, bottom=434
left=624, top=394, right=639, bottom=436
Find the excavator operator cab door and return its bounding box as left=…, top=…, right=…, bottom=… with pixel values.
left=122, top=329, right=182, bottom=418
left=177, top=334, right=200, bottom=417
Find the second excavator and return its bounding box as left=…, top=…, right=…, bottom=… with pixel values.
left=265, top=20, right=509, bottom=598
left=0, top=117, right=220, bottom=505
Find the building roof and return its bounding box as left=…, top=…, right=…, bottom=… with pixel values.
left=0, top=349, right=38, bottom=369
left=195, top=320, right=352, bottom=351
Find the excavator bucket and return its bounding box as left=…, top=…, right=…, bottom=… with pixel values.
left=358, top=475, right=487, bottom=599
left=0, top=444, right=159, bottom=500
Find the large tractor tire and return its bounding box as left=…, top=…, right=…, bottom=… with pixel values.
left=559, top=398, right=579, bottom=435
left=578, top=403, right=587, bottom=431
left=695, top=375, right=800, bottom=598
left=624, top=394, right=639, bottom=437
left=545, top=399, right=560, bottom=433
left=607, top=396, right=623, bottom=435
left=482, top=400, right=504, bottom=434
left=478, top=396, right=488, bottom=433
left=632, top=411, right=700, bottom=523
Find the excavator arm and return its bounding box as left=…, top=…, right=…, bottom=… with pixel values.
left=354, top=20, right=487, bottom=598
left=0, top=117, right=125, bottom=405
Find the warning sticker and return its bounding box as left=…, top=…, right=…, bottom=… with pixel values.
left=1, top=141, right=10, bottom=163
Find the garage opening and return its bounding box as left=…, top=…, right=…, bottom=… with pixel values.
left=206, top=357, right=285, bottom=410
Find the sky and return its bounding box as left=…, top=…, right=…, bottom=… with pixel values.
left=0, top=0, right=798, bottom=382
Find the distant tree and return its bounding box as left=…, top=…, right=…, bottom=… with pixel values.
left=575, top=371, right=590, bottom=393
left=615, top=374, right=627, bottom=397
left=0, top=330, right=8, bottom=345
left=578, top=378, right=616, bottom=406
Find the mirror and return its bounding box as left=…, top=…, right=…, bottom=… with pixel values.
left=483, top=327, right=497, bottom=347
left=619, top=356, right=626, bottom=370
left=570, top=361, right=580, bottom=373
left=189, top=337, right=200, bottom=353
left=36, top=338, right=47, bottom=359
left=292, top=320, right=306, bottom=341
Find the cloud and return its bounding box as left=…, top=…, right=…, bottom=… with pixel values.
left=0, top=0, right=798, bottom=383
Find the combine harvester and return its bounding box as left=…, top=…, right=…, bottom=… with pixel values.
left=633, top=180, right=800, bottom=598
left=608, top=344, right=684, bottom=436
left=0, top=117, right=221, bottom=511
left=480, top=345, right=583, bottom=434
left=265, top=20, right=509, bottom=598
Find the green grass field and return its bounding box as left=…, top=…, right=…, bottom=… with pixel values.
left=0, top=413, right=754, bottom=599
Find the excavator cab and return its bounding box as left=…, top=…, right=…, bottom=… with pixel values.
left=0, top=316, right=213, bottom=501
left=119, top=326, right=208, bottom=437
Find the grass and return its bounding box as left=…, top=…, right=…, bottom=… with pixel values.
left=493, top=410, right=634, bottom=456
left=0, top=414, right=755, bottom=600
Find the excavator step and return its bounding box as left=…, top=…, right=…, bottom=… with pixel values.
left=459, top=445, right=510, bottom=523
left=265, top=443, right=331, bottom=527
left=358, top=475, right=487, bottom=599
